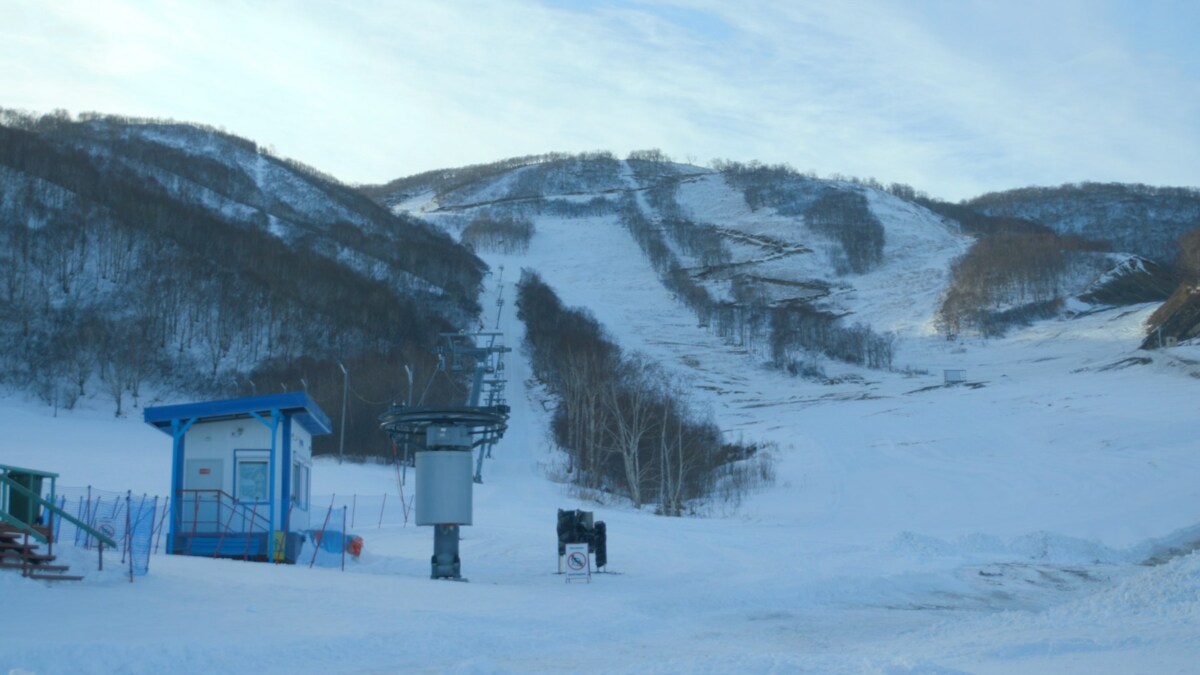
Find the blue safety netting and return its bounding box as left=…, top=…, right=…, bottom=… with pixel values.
left=128, top=496, right=157, bottom=576
left=299, top=528, right=350, bottom=569
left=46, top=487, right=163, bottom=578
left=35, top=488, right=402, bottom=575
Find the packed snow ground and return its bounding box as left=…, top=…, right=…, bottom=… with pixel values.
left=4, top=216, right=1200, bottom=673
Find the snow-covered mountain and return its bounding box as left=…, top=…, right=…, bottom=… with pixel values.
left=374, top=154, right=1182, bottom=369
left=391, top=157, right=970, bottom=333
left=3, top=132, right=1200, bottom=673
left=6, top=159, right=1200, bottom=671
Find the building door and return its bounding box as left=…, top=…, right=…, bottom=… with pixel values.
left=183, top=459, right=223, bottom=533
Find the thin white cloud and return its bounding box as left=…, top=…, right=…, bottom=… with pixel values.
left=0, top=0, right=1196, bottom=199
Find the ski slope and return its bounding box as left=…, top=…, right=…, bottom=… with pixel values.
left=3, top=212, right=1200, bottom=673
left=673, top=173, right=972, bottom=337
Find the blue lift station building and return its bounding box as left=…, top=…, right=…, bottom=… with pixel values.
left=144, top=392, right=332, bottom=563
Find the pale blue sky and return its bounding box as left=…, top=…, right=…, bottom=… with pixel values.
left=2, top=0, right=1197, bottom=200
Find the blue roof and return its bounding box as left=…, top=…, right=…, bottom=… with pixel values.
left=144, top=392, right=333, bottom=436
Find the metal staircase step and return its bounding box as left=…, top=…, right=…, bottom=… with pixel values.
left=27, top=572, right=84, bottom=581
left=0, top=525, right=52, bottom=538
left=0, top=554, right=39, bottom=563
left=13, top=552, right=56, bottom=562
left=0, top=561, right=71, bottom=572
left=0, top=522, right=81, bottom=580
left=0, top=542, right=38, bottom=552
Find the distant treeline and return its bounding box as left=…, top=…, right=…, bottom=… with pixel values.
left=461, top=214, right=536, bottom=254
left=935, top=233, right=1111, bottom=337
left=715, top=160, right=886, bottom=275
left=964, top=182, right=1200, bottom=265
left=912, top=191, right=1185, bottom=337
left=516, top=270, right=771, bottom=514
left=361, top=150, right=628, bottom=207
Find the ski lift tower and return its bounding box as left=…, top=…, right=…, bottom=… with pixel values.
left=437, top=331, right=510, bottom=484
left=379, top=332, right=510, bottom=580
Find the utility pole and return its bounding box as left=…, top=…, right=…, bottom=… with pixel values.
left=338, top=362, right=348, bottom=464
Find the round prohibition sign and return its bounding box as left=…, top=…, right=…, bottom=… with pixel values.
left=566, top=551, right=589, bottom=571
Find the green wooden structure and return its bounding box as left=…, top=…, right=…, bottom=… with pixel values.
left=1, top=463, right=118, bottom=580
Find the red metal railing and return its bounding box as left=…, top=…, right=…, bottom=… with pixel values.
left=176, top=489, right=272, bottom=557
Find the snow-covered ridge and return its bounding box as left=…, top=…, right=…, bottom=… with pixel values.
left=36, top=119, right=478, bottom=314
left=396, top=159, right=973, bottom=340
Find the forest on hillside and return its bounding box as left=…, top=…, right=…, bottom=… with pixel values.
left=911, top=193, right=1185, bottom=337
left=966, top=182, right=1200, bottom=264
left=516, top=270, right=771, bottom=514
left=0, top=111, right=485, bottom=458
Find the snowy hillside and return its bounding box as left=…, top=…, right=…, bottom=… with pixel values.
left=391, top=157, right=1175, bottom=358
left=397, top=159, right=972, bottom=338
left=5, top=151, right=1200, bottom=672
left=0, top=111, right=485, bottom=457
left=672, top=172, right=971, bottom=337
left=0, top=112, right=482, bottom=308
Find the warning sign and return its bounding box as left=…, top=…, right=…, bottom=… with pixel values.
left=564, top=542, right=590, bottom=583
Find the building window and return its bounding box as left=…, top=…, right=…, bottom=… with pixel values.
left=237, top=459, right=269, bottom=503
left=292, top=463, right=309, bottom=509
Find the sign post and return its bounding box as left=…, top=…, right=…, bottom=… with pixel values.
left=564, top=542, right=590, bottom=584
